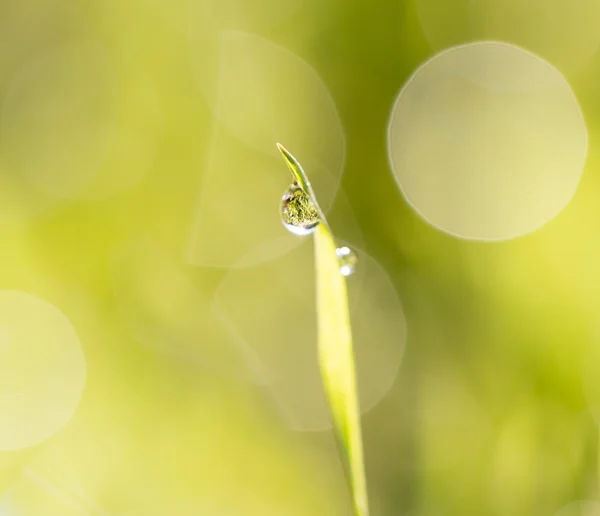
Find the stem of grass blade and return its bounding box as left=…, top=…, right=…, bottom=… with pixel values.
left=277, top=144, right=369, bottom=516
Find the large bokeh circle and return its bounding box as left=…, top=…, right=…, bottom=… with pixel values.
left=388, top=42, right=587, bottom=241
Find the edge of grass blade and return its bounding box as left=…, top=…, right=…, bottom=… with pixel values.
left=314, top=224, right=369, bottom=516
left=277, top=143, right=369, bottom=516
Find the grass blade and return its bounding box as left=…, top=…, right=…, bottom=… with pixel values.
left=277, top=143, right=369, bottom=516
left=276, top=143, right=327, bottom=227
left=314, top=224, right=368, bottom=516
left=276, top=143, right=312, bottom=195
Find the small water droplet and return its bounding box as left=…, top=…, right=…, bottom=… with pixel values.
left=336, top=246, right=357, bottom=276
left=280, top=182, right=320, bottom=236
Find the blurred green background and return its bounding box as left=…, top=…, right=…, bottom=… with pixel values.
left=1, top=0, right=600, bottom=514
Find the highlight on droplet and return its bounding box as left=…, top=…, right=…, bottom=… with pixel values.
left=0, top=291, right=87, bottom=451
left=336, top=246, right=357, bottom=276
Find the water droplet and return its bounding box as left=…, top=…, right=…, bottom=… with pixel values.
left=336, top=246, right=357, bottom=276
left=280, top=182, right=320, bottom=236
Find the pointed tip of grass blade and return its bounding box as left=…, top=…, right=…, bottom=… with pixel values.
left=275, top=143, right=328, bottom=230
left=275, top=142, right=290, bottom=164
left=275, top=143, right=311, bottom=193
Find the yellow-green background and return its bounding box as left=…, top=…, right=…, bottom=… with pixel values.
left=1, top=0, right=600, bottom=514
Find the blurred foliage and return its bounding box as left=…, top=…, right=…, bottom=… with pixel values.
left=0, top=0, right=600, bottom=515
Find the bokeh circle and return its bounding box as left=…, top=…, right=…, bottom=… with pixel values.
left=0, top=291, right=86, bottom=450
left=388, top=42, right=587, bottom=241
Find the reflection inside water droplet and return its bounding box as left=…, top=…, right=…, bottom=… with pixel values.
left=336, top=246, right=357, bottom=276
left=280, top=182, right=320, bottom=236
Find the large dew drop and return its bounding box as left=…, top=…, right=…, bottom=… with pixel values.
left=280, top=182, right=320, bottom=236
left=336, top=246, right=357, bottom=276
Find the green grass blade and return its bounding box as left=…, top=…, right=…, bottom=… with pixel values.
left=276, top=143, right=329, bottom=228
left=276, top=143, right=312, bottom=194
left=314, top=223, right=369, bottom=516
left=276, top=143, right=368, bottom=515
